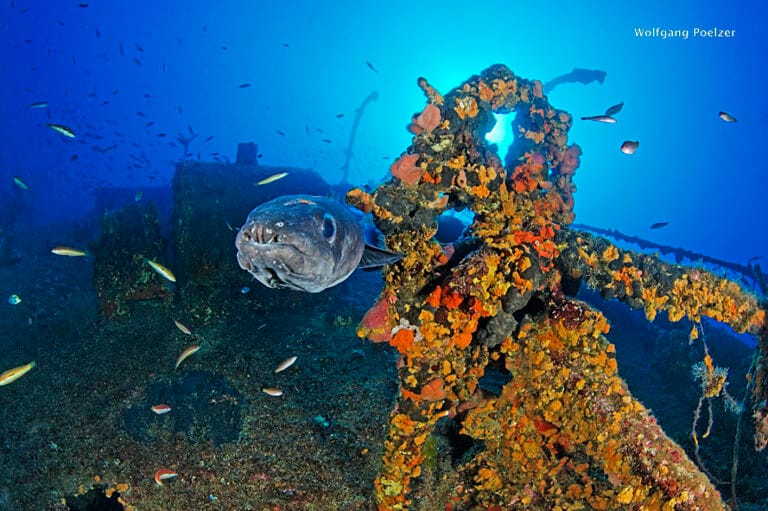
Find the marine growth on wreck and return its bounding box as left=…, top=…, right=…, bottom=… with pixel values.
left=347, top=64, right=768, bottom=510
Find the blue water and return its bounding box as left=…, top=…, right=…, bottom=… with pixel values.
left=3, top=0, right=766, bottom=264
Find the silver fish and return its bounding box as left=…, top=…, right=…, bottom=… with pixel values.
left=620, top=140, right=639, bottom=154
left=719, top=111, right=737, bottom=123
left=47, top=123, right=76, bottom=138
left=581, top=115, right=617, bottom=124
left=235, top=195, right=401, bottom=293
left=13, top=176, right=30, bottom=190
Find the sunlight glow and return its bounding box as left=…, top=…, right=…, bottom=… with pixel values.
left=484, top=112, right=516, bottom=159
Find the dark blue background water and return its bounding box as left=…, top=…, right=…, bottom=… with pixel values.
left=2, top=0, right=766, bottom=263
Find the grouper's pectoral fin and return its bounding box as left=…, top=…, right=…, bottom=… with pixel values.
left=358, top=244, right=403, bottom=270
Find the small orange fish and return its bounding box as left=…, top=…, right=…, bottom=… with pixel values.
left=51, top=247, right=87, bottom=256
left=172, top=319, right=191, bottom=335
left=146, top=259, right=176, bottom=282
left=151, top=404, right=172, bottom=414
left=175, top=345, right=200, bottom=370
left=0, top=361, right=36, bottom=386
left=262, top=387, right=283, bottom=397
left=154, top=468, right=178, bottom=485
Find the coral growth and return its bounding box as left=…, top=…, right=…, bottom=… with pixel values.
left=408, top=104, right=442, bottom=135
left=390, top=153, right=424, bottom=186
left=348, top=64, right=766, bottom=510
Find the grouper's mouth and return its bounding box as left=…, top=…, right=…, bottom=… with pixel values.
left=235, top=241, right=316, bottom=292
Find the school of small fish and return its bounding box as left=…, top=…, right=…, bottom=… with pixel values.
left=3, top=18, right=748, bottom=497
left=576, top=99, right=737, bottom=231
left=1, top=228, right=307, bottom=491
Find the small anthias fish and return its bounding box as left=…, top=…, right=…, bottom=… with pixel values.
left=0, top=361, right=36, bottom=385
left=146, top=259, right=176, bottom=282
left=7, top=294, right=21, bottom=305
left=256, top=172, right=288, bottom=186
left=175, top=344, right=200, bottom=370
left=719, top=111, right=737, bottom=123
left=151, top=404, right=172, bottom=414
left=47, top=123, right=76, bottom=138
left=262, top=387, right=283, bottom=396
left=154, top=468, right=178, bottom=485
left=650, top=222, right=669, bottom=229
left=274, top=356, right=297, bottom=373
left=620, top=140, right=639, bottom=155
left=13, top=176, right=30, bottom=190
left=51, top=246, right=87, bottom=256
left=172, top=319, right=192, bottom=335
left=580, top=115, right=617, bottom=124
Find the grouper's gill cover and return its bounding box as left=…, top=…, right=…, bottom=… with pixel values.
left=235, top=195, right=399, bottom=293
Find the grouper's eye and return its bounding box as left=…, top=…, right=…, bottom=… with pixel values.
left=321, top=213, right=336, bottom=242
